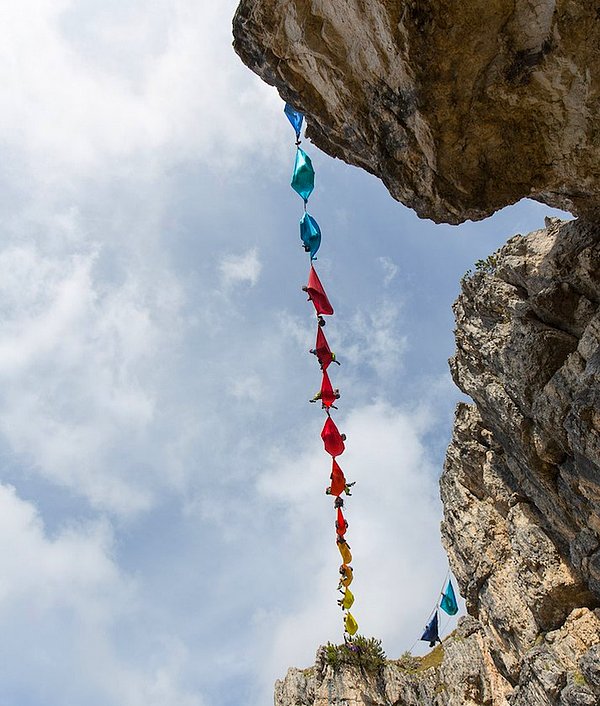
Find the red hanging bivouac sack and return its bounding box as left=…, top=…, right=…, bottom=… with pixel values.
left=319, top=370, right=336, bottom=408
left=305, top=265, right=334, bottom=316
left=336, top=506, right=348, bottom=536
left=321, top=416, right=345, bottom=457
left=314, top=327, right=334, bottom=370
left=329, top=459, right=346, bottom=496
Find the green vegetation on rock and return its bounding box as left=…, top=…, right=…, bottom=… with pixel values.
left=325, top=636, right=386, bottom=673
left=393, top=644, right=445, bottom=673
left=474, top=252, right=499, bottom=274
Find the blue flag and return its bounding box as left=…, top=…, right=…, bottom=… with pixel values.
left=421, top=610, right=440, bottom=648
left=440, top=580, right=458, bottom=616
left=284, top=103, right=303, bottom=138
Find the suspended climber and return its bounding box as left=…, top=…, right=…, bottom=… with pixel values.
left=310, top=327, right=340, bottom=370
left=321, top=416, right=346, bottom=457
left=420, top=579, right=460, bottom=648
left=337, top=536, right=352, bottom=564
left=326, top=459, right=355, bottom=497
left=286, top=101, right=360, bottom=641
left=287, top=103, right=464, bottom=648
left=302, top=266, right=334, bottom=317
left=338, top=563, right=353, bottom=589
left=338, top=586, right=354, bottom=609
left=310, top=369, right=340, bottom=409
left=309, top=387, right=341, bottom=408
left=335, top=507, right=348, bottom=536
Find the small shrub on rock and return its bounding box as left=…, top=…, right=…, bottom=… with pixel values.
left=325, top=636, right=386, bottom=674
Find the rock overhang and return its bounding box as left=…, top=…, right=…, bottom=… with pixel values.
left=233, top=0, right=600, bottom=224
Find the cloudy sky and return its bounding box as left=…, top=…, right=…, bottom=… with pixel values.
left=0, top=2, right=568, bottom=705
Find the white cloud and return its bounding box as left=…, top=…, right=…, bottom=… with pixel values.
left=0, top=484, right=121, bottom=608
left=0, top=0, right=290, bottom=519
left=229, top=374, right=264, bottom=402
left=256, top=401, right=459, bottom=699
left=0, top=0, right=284, bottom=178
left=0, top=483, right=204, bottom=706
left=219, top=247, right=262, bottom=287
left=379, top=256, right=398, bottom=286
left=0, top=240, right=184, bottom=514
left=342, top=299, right=408, bottom=379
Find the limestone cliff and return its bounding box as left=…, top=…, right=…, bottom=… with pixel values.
left=233, top=0, right=600, bottom=224
left=231, top=3, right=600, bottom=704
left=276, top=609, right=599, bottom=706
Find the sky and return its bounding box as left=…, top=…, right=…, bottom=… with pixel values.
left=0, top=2, right=570, bottom=706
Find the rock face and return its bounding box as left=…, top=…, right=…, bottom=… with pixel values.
left=273, top=219, right=600, bottom=706
left=440, top=217, right=600, bottom=703
left=232, top=4, right=600, bottom=704
left=233, top=1, right=600, bottom=224
left=276, top=619, right=511, bottom=706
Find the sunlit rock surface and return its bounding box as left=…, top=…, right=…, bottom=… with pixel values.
left=233, top=1, right=600, bottom=224
left=275, top=615, right=600, bottom=706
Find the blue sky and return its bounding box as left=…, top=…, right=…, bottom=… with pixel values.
left=0, top=2, right=569, bottom=705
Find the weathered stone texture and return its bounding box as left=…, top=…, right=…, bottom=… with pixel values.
left=233, top=1, right=600, bottom=224
left=275, top=610, right=600, bottom=706
left=446, top=219, right=600, bottom=598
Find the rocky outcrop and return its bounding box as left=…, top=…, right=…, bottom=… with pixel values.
left=276, top=618, right=512, bottom=706
left=445, top=218, right=600, bottom=607
left=276, top=609, right=600, bottom=706
left=233, top=1, right=600, bottom=224
left=439, top=217, right=600, bottom=703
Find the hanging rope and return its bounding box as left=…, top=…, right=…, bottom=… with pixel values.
left=284, top=102, right=359, bottom=640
